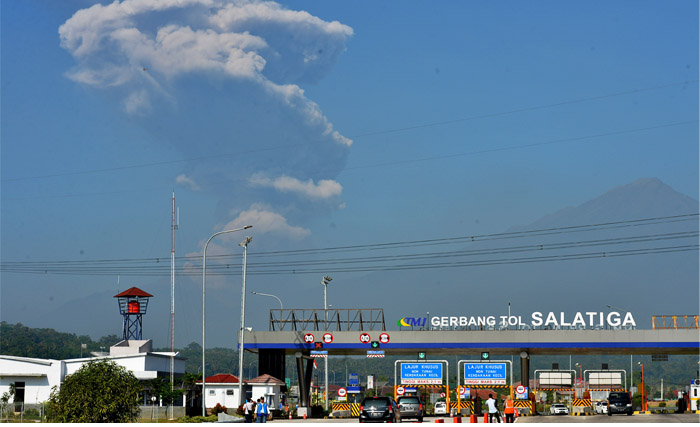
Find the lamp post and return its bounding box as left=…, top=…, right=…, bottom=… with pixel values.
left=238, top=236, right=253, bottom=408
left=321, top=276, right=332, bottom=411
left=201, top=225, right=252, bottom=417
left=638, top=362, right=646, bottom=412
left=251, top=291, right=283, bottom=310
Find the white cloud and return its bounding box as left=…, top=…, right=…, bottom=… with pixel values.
left=176, top=174, right=201, bottom=191
left=222, top=205, right=310, bottom=239
left=250, top=174, right=342, bottom=199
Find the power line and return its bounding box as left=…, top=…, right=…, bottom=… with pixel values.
left=2, top=214, right=697, bottom=277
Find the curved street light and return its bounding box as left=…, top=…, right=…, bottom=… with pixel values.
left=251, top=291, right=283, bottom=310
left=238, top=236, right=253, bottom=408
left=201, top=225, right=252, bottom=417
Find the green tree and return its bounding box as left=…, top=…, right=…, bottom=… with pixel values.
left=46, top=359, right=142, bottom=423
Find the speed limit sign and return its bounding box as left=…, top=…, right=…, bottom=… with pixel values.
left=303, top=333, right=315, bottom=343
left=396, top=386, right=405, bottom=396
left=516, top=385, right=526, bottom=395
left=322, top=333, right=333, bottom=344
left=359, top=333, right=371, bottom=343
left=338, top=388, right=347, bottom=398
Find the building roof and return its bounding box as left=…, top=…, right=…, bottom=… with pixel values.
left=205, top=373, right=240, bottom=384
left=248, top=374, right=284, bottom=385
left=114, top=287, right=153, bottom=298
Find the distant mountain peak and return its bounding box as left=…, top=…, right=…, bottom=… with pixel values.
left=523, top=178, right=698, bottom=229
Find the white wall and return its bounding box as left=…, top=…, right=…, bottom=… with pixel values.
left=204, top=384, right=243, bottom=410
left=0, top=357, right=64, bottom=404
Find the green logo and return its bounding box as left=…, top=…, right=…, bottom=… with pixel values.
left=481, top=352, right=490, bottom=360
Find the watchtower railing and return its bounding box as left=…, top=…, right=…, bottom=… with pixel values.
left=269, top=309, right=386, bottom=331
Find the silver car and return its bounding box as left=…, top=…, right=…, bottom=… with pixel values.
left=595, top=401, right=608, bottom=414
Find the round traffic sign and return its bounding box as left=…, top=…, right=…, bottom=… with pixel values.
left=440, top=392, right=446, bottom=398
left=322, top=333, right=333, bottom=344
left=396, top=386, right=405, bottom=396
left=338, top=387, right=347, bottom=397
left=379, top=333, right=390, bottom=344
left=303, top=333, right=315, bottom=343
left=516, top=385, right=526, bottom=394
left=359, top=333, right=371, bottom=343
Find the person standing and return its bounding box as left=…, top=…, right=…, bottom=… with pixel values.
left=486, top=394, right=502, bottom=423
left=504, top=396, right=515, bottom=423
left=255, top=397, right=269, bottom=423
left=244, top=398, right=255, bottom=423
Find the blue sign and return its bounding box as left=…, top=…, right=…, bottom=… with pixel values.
left=400, top=363, right=443, bottom=384
left=347, top=386, right=362, bottom=394
left=348, top=373, right=359, bottom=385
left=464, top=362, right=507, bottom=385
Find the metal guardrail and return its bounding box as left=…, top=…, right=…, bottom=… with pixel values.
left=269, top=309, right=386, bottom=331
left=652, top=315, right=699, bottom=329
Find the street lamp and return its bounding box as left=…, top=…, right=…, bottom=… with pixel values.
left=321, top=275, right=332, bottom=412
left=201, top=225, right=252, bottom=417
left=238, top=236, right=253, bottom=408
left=638, top=361, right=646, bottom=412
left=251, top=291, right=283, bottom=310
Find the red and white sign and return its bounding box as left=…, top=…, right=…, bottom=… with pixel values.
left=396, top=386, right=405, bottom=396
left=379, top=333, right=390, bottom=344
left=516, top=385, right=526, bottom=395
left=337, top=387, right=347, bottom=398
left=303, top=333, right=315, bottom=343
left=322, top=333, right=333, bottom=344
left=359, top=333, right=371, bottom=343
left=440, top=392, right=446, bottom=398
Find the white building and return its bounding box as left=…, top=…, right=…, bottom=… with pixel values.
left=0, top=339, right=185, bottom=406
left=198, top=373, right=285, bottom=412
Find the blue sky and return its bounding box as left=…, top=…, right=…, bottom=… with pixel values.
left=1, top=0, right=698, bottom=348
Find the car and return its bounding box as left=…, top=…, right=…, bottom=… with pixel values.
left=595, top=400, right=608, bottom=414
left=359, top=396, right=402, bottom=423
left=434, top=401, right=448, bottom=415
left=607, top=392, right=633, bottom=416
left=549, top=403, right=569, bottom=415
left=397, top=395, right=424, bottom=422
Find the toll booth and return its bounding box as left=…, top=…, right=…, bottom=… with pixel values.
left=691, top=379, right=700, bottom=411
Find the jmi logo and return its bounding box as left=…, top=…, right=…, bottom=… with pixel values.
left=398, top=317, right=427, bottom=327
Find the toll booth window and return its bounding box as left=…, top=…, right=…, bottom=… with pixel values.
left=209, top=390, right=215, bottom=395
left=227, top=390, right=234, bottom=395
left=695, top=389, right=697, bottom=397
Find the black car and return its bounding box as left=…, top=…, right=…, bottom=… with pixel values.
left=607, top=392, right=633, bottom=416
left=359, top=396, right=402, bottom=423
left=397, top=395, right=424, bottom=422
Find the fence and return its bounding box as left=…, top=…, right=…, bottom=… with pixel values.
left=0, top=402, right=46, bottom=423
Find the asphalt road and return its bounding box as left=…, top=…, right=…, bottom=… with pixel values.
left=271, top=413, right=700, bottom=423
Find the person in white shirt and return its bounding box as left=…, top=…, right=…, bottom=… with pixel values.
left=486, top=394, right=501, bottom=423
left=244, top=398, right=255, bottom=423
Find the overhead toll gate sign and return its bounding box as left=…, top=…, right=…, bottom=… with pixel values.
left=464, top=362, right=507, bottom=385
left=400, top=363, right=443, bottom=384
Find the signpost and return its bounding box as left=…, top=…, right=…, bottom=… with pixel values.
left=400, top=362, right=444, bottom=384
left=459, top=360, right=513, bottom=389
left=464, top=362, right=507, bottom=385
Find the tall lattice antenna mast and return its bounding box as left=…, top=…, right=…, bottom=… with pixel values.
left=170, top=192, right=178, bottom=418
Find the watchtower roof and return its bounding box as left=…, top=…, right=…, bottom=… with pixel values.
left=114, top=287, right=153, bottom=298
